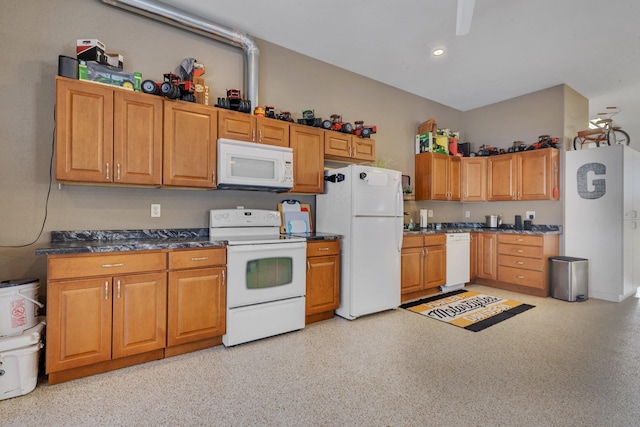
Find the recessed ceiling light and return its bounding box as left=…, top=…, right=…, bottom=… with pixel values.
left=432, top=48, right=445, bottom=56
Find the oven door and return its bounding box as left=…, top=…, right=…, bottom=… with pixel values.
left=226, top=241, right=307, bottom=308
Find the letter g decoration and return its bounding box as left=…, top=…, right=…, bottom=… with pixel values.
left=576, top=163, right=606, bottom=199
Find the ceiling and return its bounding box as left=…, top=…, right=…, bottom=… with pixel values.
left=159, top=0, right=639, bottom=111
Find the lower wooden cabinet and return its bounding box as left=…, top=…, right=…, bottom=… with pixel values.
left=401, top=234, right=446, bottom=302
left=45, top=248, right=228, bottom=384
left=166, top=248, right=226, bottom=356
left=305, top=240, right=340, bottom=324
left=46, top=252, right=167, bottom=384
left=474, top=232, right=559, bottom=297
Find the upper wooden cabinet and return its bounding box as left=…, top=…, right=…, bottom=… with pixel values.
left=415, top=152, right=461, bottom=201
left=256, top=117, right=290, bottom=147
left=289, top=124, right=324, bottom=194
left=324, top=132, right=376, bottom=163
left=217, top=109, right=255, bottom=142
left=461, top=157, right=487, bottom=202
left=56, top=77, right=163, bottom=186
left=487, top=148, right=559, bottom=201
left=163, top=101, right=217, bottom=188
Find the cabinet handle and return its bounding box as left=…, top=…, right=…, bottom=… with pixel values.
left=191, top=256, right=209, bottom=261
left=252, top=129, right=256, bottom=142
left=101, top=263, right=125, bottom=268
left=222, top=270, right=225, bottom=286
left=307, top=260, right=311, bottom=273
left=516, top=275, right=525, bottom=279
left=258, top=130, right=263, bottom=143
left=318, top=247, right=329, bottom=251
left=515, top=261, right=524, bottom=265
left=116, top=164, right=121, bottom=180
left=212, top=171, right=216, bottom=185
left=117, top=280, right=121, bottom=299
left=514, top=249, right=524, bottom=253
left=104, top=281, right=109, bottom=300
left=106, top=163, right=110, bottom=180
left=516, top=238, right=524, bottom=242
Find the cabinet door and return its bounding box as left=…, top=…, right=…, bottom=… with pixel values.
left=163, top=101, right=217, bottom=188
left=352, top=138, right=376, bottom=161
left=415, top=152, right=432, bottom=200
left=476, top=233, right=497, bottom=279
left=113, top=91, right=163, bottom=185
left=470, top=233, right=478, bottom=278
left=518, top=148, right=556, bottom=200
left=46, top=277, right=112, bottom=373
left=424, top=244, right=446, bottom=289
left=449, top=156, right=461, bottom=200
left=431, top=153, right=450, bottom=200
left=290, top=124, right=324, bottom=193
left=55, top=77, right=113, bottom=183
left=112, top=272, right=167, bottom=359
left=218, top=109, right=255, bottom=141
left=462, top=157, right=487, bottom=201
left=167, top=267, right=226, bottom=347
left=401, top=247, right=423, bottom=294
left=306, top=255, right=340, bottom=315
left=324, top=132, right=352, bottom=158
left=488, top=154, right=517, bottom=201
left=257, top=117, right=289, bottom=147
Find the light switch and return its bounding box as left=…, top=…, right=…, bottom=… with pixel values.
left=151, top=204, right=161, bottom=217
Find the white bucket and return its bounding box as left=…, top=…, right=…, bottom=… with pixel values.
left=0, top=279, right=44, bottom=337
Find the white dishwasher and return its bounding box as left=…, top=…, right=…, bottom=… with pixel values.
left=443, top=233, right=471, bottom=291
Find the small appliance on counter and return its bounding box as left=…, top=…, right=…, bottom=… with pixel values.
left=515, top=215, right=523, bottom=230
left=420, top=209, right=429, bottom=228
left=485, top=214, right=502, bottom=228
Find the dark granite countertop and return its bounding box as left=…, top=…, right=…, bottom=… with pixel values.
left=404, top=222, right=562, bottom=236
left=35, top=228, right=342, bottom=256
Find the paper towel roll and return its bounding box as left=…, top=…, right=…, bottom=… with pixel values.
left=420, top=209, right=428, bottom=228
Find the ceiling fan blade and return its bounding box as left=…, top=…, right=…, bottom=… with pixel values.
left=456, top=0, right=476, bottom=36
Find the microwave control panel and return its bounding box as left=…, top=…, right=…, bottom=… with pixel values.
left=284, top=160, right=293, bottom=185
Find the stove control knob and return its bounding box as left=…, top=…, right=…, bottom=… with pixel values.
left=214, top=214, right=222, bottom=220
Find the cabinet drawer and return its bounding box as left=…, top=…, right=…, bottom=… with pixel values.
left=48, top=251, right=166, bottom=280
left=498, top=254, right=543, bottom=271
left=168, top=248, right=226, bottom=270
left=498, top=266, right=544, bottom=290
left=307, top=240, right=340, bottom=257
left=497, top=234, right=543, bottom=246
left=402, top=235, right=424, bottom=249
left=424, top=234, right=446, bottom=246
left=498, top=243, right=543, bottom=258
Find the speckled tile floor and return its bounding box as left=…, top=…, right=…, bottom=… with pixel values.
left=2, top=284, right=639, bottom=427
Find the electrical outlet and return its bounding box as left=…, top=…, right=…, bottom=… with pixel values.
left=526, top=211, right=535, bottom=220
left=151, top=204, right=161, bottom=218
left=428, top=210, right=434, bottom=218
left=465, top=211, right=470, bottom=218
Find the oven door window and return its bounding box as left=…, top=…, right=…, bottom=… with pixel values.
left=246, top=257, right=293, bottom=289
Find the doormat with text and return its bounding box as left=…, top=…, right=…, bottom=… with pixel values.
left=399, top=289, right=534, bottom=332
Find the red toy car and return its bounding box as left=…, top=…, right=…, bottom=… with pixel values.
left=215, top=88, right=251, bottom=113
left=322, top=114, right=353, bottom=133
left=352, top=120, right=377, bottom=138
left=141, top=72, right=196, bottom=102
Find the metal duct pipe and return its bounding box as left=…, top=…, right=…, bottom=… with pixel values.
left=101, top=0, right=259, bottom=108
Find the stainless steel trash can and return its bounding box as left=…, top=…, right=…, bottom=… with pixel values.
left=549, top=257, right=588, bottom=302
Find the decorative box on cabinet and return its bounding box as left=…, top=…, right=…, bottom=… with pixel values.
left=46, top=251, right=167, bottom=384
left=415, top=152, right=461, bottom=201
left=401, top=234, right=446, bottom=302
left=305, top=240, right=340, bottom=324
left=55, top=77, right=163, bottom=186
left=166, top=248, right=226, bottom=356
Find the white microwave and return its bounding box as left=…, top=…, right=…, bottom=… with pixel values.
left=217, top=138, right=294, bottom=192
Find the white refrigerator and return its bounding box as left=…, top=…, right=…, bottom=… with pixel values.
left=316, top=164, right=403, bottom=319
left=564, top=144, right=640, bottom=302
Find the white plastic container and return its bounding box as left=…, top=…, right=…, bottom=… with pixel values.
left=0, top=279, right=43, bottom=337
left=0, top=318, right=45, bottom=400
